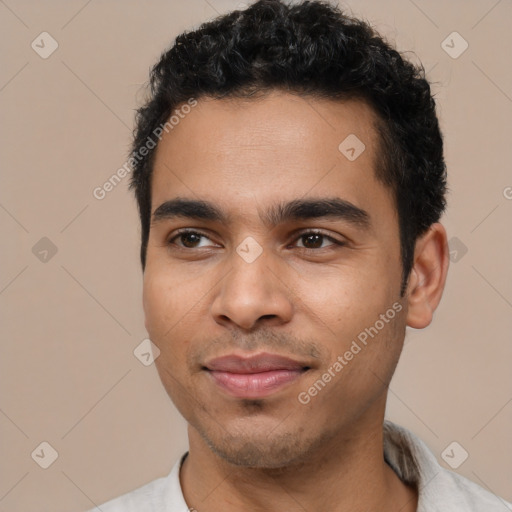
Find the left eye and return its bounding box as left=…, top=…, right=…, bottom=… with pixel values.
left=169, top=231, right=217, bottom=248
left=293, top=232, right=341, bottom=249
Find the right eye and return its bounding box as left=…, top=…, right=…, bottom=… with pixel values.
left=168, top=229, right=219, bottom=249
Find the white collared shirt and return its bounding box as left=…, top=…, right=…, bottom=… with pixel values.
left=87, top=420, right=511, bottom=511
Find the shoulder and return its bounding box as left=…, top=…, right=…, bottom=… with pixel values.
left=383, top=420, right=511, bottom=512
left=424, top=466, right=512, bottom=512
left=86, top=475, right=168, bottom=512
left=85, top=453, right=190, bottom=512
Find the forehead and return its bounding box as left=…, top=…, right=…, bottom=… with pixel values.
left=150, top=91, right=389, bottom=220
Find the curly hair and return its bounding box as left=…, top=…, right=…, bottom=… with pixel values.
left=129, top=0, right=447, bottom=295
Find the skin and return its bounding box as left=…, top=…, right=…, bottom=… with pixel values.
left=143, top=90, right=449, bottom=511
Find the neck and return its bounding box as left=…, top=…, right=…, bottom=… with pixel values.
left=180, top=407, right=418, bottom=512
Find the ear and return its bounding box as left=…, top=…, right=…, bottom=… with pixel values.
left=405, top=223, right=449, bottom=329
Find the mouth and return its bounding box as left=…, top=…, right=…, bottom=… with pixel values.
left=203, top=352, right=311, bottom=399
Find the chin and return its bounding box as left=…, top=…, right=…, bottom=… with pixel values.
left=207, top=436, right=305, bottom=468
left=193, top=415, right=330, bottom=469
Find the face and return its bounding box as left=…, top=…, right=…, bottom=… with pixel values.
left=143, top=91, right=406, bottom=468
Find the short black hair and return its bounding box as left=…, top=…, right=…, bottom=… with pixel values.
left=129, top=0, right=447, bottom=295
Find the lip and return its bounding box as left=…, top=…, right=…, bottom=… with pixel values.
left=204, top=352, right=309, bottom=399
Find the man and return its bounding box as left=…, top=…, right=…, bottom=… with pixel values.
left=90, top=0, right=511, bottom=510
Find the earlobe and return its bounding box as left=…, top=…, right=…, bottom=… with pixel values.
left=405, top=223, right=449, bottom=329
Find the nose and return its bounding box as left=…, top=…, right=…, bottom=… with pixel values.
left=210, top=248, right=294, bottom=331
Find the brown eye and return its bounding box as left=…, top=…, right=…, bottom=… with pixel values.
left=169, top=230, right=216, bottom=249
left=179, top=232, right=202, bottom=248
left=301, top=233, right=325, bottom=249
left=294, top=231, right=341, bottom=250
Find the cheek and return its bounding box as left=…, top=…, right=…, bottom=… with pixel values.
left=143, top=273, right=173, bottom=337
left=142, top=268, right=195, bottom=342
left=291, top=262, right=394, bottom=339
left=142, top=266, right=210, bottom=375
left=143, top=273, right=193, bottom=393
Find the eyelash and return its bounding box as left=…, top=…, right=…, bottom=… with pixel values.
left=167, top=229, right=346, bottom=251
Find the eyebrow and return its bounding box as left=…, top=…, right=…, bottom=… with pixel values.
left=151, top=197, right=370, bottom=229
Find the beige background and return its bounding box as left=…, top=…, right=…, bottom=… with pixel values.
left=1, top=0, right=511, bottom=510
